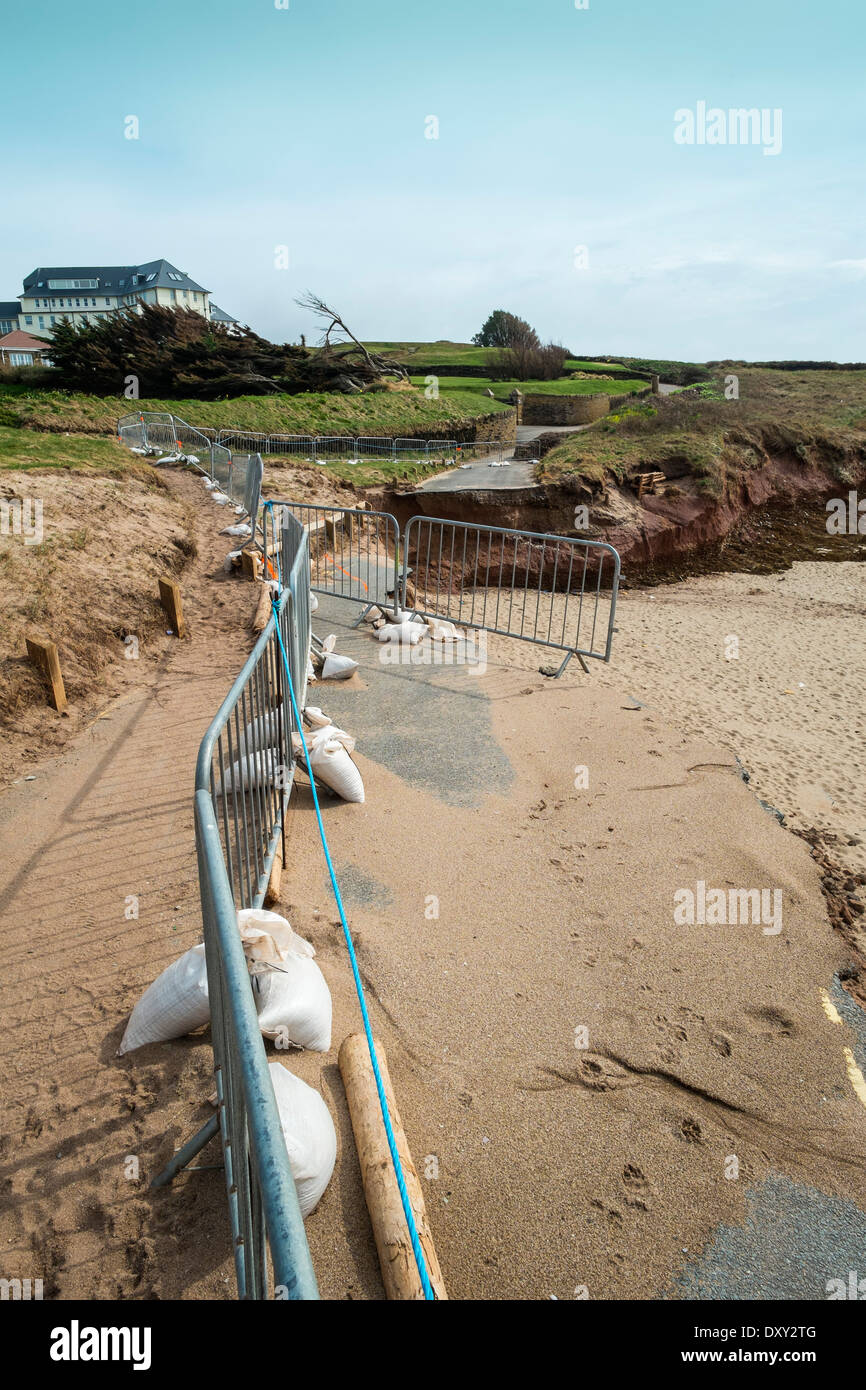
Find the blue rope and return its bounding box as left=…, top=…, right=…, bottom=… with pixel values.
left=264, top=534, right=435, bottom=1300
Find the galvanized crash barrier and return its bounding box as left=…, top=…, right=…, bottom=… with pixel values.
left=216, top=429, right=460, bottom=463
left=152, top=510, right=318, bottom=1300
left=401, top=516, right=620, bottom=675
left=117, top=412, right=262, bottom=516
left=274, top=501, right=402, bottom=618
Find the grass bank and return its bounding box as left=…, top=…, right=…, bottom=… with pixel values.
left=537, top=369, right=866, bottom=495
left=0, top=383, right=511, bottom=439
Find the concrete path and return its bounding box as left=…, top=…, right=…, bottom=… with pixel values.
left=417, top=457, right=537, bottom=492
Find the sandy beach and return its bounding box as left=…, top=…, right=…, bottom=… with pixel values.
left=1, top=524, right=864, bottom=1300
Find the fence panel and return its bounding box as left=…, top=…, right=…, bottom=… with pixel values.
left=315, top=435, right=356, bottom=458
left=195, top=512, right=317, bottom=1298
left=401, top=516, right=620, bottom=669
left=355, top=436, right=394, bottom=457
left=275, top=502, right=402, bottom=611
left=218, top=430, right=315, bottom=459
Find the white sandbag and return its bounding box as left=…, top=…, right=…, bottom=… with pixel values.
left=251, top=955, right=332, bottom=1051
left=322, top=633, right=337, bottom=653
left=239, top=707, right=285, bottom=754
left=426, top=617, right=461, bottom=641
left=268, top=1063, right=337, bottom=1218
left=310, top=591, right=319, bottom=612
left=320, top=653, right=358, bottom=680
left=295, top=723, right=355, bottom=756
left=237, top=907, right=313, bottom=964
left=217, top=747, right=287, bottom=794
left=220, top=523, right=252, bottom=537
left=305, top=725, right=364, bottom=802
left=117, top=944, right=209, bottom=1054
left=303, top=705, right=331, bottom=729
left=212, top=490, right=230, bottom=505
left=238, top=909, right=330, bottom=1050
left=377, top=621, right=425, bottom=646
left=223, top=548, right=243, bottom=573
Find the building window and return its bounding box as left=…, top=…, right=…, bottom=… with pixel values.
left=9, top=352, right=34, bottom=366
left=170, top=289, right=176, bottom=301
left=50, top=315, right=56, bottom=324
left=25, top=315, right=33, bottom=325
left=104, top=298, right=110, bottom=306
left=38, top=316, right=45, bottom=329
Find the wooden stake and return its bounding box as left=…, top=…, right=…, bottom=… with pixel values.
left=338, top=1032, right=448, bottom=1300
left=264, top=845, right=282, bottom=906
left=252, top=581, right=271, bottom=633
left=158, top=577, right=186, bottom=638
left=241, top=548, right=261, bottom=581
left=25, top=636, right=68, bottom=714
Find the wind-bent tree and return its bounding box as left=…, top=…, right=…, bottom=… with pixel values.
left=472, top=310, right=540, bottom=351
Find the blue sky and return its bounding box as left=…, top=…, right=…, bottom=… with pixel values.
left=2, top=0, right=862, bottom=358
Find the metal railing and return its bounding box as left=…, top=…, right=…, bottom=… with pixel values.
left=401, top=517, right=620, bottom=675
left=191, top=509, right=318, bottom=1298
left=120, top=414, right=518, bottom=470
left=117, top=412, right=262, bottom=517
left=215, top=429, right=461, bottom=463
left=275, top=502, right=403, bottom=614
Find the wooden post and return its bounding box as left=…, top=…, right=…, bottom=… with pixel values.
left=25, top=636, right=68, bottom=714
left=252, top=581, right=272, bottom=633
left=338, top=1032, right=448, bottom=1300
left=158, top=577, right=186, bottom=638
left=264, top=846, right=282, bottom=906
left=241, top=548, right=261, bottom=581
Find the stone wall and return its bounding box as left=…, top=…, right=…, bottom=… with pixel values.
left=521, top=394, right=611, bottom=425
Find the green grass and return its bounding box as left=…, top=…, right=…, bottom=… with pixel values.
left=0, top=384, right=511, bottom=440
left=292, top=448, right=462, bottom=488
left=537, top=368, right=866, bottom=494
left=411, top=374, right=647, bottom=401
left=363, top=341, right=635, bottom=375
left=0, top=425, right=146, bottom=475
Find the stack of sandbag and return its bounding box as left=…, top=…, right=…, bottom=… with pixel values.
left=117, top=908, right=332, bottom=1055
left=215, top=702, right=365, bottom=804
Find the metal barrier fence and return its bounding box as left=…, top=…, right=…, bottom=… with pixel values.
left=120, top=414, right=517, bottom=470
left=274, top=502, right=402, bottom=614
left=117, top=412, right=261, bottom=516
left=215, top=429, right=461, bottom=463
left=401, top=517, right=619, bottom=673
left=188, top=510, right=318, bottom=1298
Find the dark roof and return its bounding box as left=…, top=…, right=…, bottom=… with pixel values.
left=209, top=303, right=238, bottom=323
left=21, top=259, right=209, bottom=297
left=0, top=302, right=20, bottom=318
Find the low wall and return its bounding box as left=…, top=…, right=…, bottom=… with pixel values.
left=521, top=394, right=610, bottom=426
